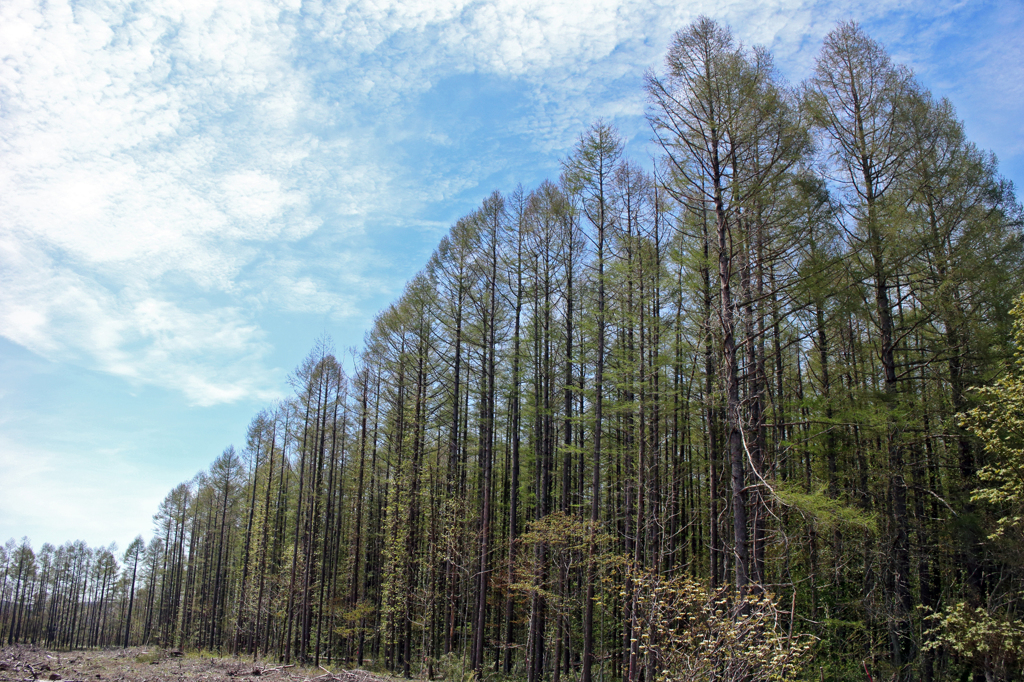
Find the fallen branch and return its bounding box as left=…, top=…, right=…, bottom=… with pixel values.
left=262, top=664, right=295, bottom=674
left=304, top=669, right=370, bottom=682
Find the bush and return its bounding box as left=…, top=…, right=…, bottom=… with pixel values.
left=631, top=570, right=814, bottom=681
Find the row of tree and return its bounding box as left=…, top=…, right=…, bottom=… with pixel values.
left=0, top=537, right=148, bottom=650
left=5, top=18, right=1024, bottom=682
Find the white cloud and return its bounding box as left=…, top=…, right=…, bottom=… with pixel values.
left=0, top=236, right=279, bottom=405
left=0, top=0, right=322, bottom=403
left=1, top=0, right=1019, bottom=408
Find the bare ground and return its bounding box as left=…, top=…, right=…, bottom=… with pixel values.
left=0, top=646, right=393, bottom=682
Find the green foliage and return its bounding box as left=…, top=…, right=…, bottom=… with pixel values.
left=961, top=295, right=1024, bottom=546
left=434, top=652, right=479, bottom=682
left=333, top=600, right=375, bottom=639
left=923, top=603, right=1024, bottom=679
left=774, top=482, right=878, bottom=534
left=511, top=513, right=621, bottom=609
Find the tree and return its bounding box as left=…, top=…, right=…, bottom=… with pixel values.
left=806, top=22, right=921, bottom=675
left=564, top=120, right=622, bottom=682
left=648, top=15, right=806, bottom=597
left=123, top=536, right=144, bottom=648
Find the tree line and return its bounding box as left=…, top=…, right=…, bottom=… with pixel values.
left=4, top=18, right=1024, bottom=682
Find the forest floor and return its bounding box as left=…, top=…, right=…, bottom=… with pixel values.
left=0, top=646, right=398, bottom=682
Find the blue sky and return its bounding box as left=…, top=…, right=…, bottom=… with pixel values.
left=1, top=0, right=1022, bottom=552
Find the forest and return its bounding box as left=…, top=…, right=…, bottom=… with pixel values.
left=3, top=17, right=1024, bottom=682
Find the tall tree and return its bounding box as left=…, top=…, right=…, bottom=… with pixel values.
left=806, top=22, right=921, bottom=674
left=122, top=536, right=144, bottom=648
left=564, top=120, right=622, bottom=682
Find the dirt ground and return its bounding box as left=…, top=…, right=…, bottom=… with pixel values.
left=0, top=646, right=393, bottom=682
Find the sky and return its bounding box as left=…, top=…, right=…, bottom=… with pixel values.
left=1, top=0, right=1022, bottom=554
